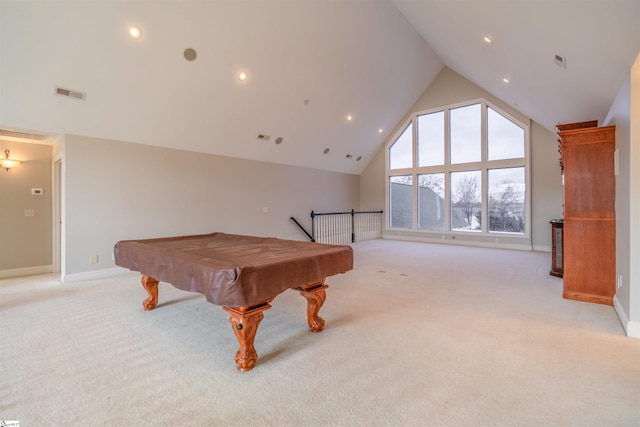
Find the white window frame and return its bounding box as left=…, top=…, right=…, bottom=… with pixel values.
left=384, top=98, right=531, bottom=245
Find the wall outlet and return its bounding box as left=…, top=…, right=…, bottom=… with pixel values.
left=24, top=209, right=35, bottom=217
left=90, top=255, right=99, bottom=264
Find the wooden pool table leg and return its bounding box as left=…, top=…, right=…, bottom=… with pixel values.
left=224, top=301, right=273, bottom=372
left=296, top=281, right=329, bottom=332
left=140, top=275, right=159, bottom=311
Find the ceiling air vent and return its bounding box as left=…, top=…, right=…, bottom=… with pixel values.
left=55, top=86, right=86, bottom=101
left=0, top=129, right=47, bottom=140
left=554, top=54, right=566, bottom=69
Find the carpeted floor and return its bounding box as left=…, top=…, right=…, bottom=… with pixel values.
left=1, top=239, right=639, bottom=426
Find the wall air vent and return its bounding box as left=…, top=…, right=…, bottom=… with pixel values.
left=55, top=86, right=86, bottom=101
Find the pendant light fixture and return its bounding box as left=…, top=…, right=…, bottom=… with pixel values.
left=1, top=149, right=21, bottom=171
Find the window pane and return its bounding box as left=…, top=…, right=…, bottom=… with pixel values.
left=450, top=103, right=481, bottom=164
left=389, top=123, right=413, bottom=169
left=417, top=111, right=444, bottom=167
left=418, top=173, right=445, bottom=230
left=487, top=107, right=524, bottom=160
left=389, top=175, right=412, bottom=228
left=488, top=167, right=525, bottom=233
left=451, top=170, right=481, bottom=232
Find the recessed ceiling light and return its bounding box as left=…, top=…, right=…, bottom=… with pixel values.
left=378, top=128, right=383, bottom=133
left=502, top=77, right=510, bottom=84
left=356, top=156, right=362, bottom=161
left=323, top=148, right=330, bottom=154
left=346, top=115, right=353, bottom=121
left=238, top=71, right=248, bottom=81
left=483, top=36, right=492, bottom=44
left=129, top=26, right=142, bottom=40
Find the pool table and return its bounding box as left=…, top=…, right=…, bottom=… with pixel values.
left=114, top=232, right=353, bottom=371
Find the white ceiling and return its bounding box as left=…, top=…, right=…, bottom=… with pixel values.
left=392, top=0, right=640, bottom=138
left=1, top=1, right=639, bottom=175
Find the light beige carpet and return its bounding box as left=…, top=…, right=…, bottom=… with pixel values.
left=1, top=239, right=639, bottom=426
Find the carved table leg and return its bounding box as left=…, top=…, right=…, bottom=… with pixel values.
left=296, top=282, right=329, bottom=332
left=140, top=275, right=159, bottom=311
left=224, top=302, right=273, bottom=372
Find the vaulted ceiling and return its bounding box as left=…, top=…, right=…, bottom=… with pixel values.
left=1, top=1, right=639, bottom=175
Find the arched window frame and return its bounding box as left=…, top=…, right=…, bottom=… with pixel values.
left=384, top=98, right=531, bottom=245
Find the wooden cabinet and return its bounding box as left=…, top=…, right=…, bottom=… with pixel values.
left=557, top=123, right=615, bottom=305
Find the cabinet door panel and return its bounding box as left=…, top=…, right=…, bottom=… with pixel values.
left=563, top=142, right=615, bottom=219
left=563, top=219, right=615, bottom=304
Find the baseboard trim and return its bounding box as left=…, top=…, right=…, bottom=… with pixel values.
left=62, top=267, right=132, bottom=283
left=381, top=234, right=533, bottom=251
left=613, top=294, right=640, bottom=339
left=0, top=265, right=53, bottom=279
left=626, top=321, right=640, bottom=339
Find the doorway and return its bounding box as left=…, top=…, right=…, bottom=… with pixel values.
left=53, top=158, right=62, bottom=275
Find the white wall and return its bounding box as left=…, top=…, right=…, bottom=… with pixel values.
left=631, top=54, right=640, bottom=337
left=63, top=134, right=359, bottom=279
left=359, top=67, right=563, bottom=251
left=530, top=121, right=563, bottom=250
left=604, top=53, right=640, bottom=338
left=604, top=75, right=631, bottom=329
left=359, top=144, right=384, bottom=211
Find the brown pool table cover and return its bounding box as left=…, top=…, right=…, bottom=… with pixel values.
left=114, top=232, right=353, bottom=307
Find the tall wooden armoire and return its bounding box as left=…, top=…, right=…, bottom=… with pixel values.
left=557, top=122, right=616, bottom=305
